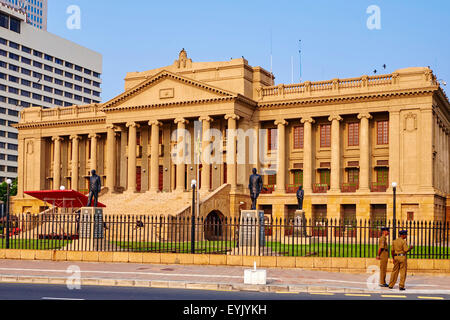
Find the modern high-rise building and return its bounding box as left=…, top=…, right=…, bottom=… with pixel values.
left=0, top=0, right=47, bottom=30
left=0, top=2, right=102, bottom=182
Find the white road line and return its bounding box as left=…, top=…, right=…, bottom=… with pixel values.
left=320, top=279, right=437, bottom=287
left=42, top=297, right=85, bottom=301
left=0, top=268, right=280, bottom=280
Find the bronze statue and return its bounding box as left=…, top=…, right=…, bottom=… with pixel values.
left=296, top=186, right=305, bottom=211
left=87, top=170, right=101, bottom=207
left=248, top=168, right=263, bottom=210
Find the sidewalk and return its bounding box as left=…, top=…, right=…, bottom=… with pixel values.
left=0, top=259, right=449, bottom=295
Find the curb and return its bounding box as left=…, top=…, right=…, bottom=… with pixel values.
left=1, top=275, right=450, bottom=295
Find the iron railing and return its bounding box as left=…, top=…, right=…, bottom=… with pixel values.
left=0, top=214, right=448, bottom=259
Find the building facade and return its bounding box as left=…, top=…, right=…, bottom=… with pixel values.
left=13, top=50, right=450, bottom=222
left=1, top=3, right=102, bottom=181
left=1, top=0, right=47, bottom=30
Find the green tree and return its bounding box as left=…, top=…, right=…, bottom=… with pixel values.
left=0, top=179, right=18, bottom=204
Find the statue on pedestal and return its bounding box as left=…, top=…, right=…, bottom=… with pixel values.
left=87, top=170, right=101, bottom=207
left=248, top=168, right=263, bottom=210
left=296, top=186, right=305, bottom=211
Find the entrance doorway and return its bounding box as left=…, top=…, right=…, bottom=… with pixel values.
left=204, top=211, right=225, bottom=241
left=136, top=167, right=141, bottom=192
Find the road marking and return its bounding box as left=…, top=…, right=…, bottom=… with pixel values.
left=0, top=268, right=283, bottom=281
left=42, top=297, right=85, bottom=301
left=309, top=292, right=335, bottom=296
left=381, top=295, right=407, bottom=298
left=418, top=296, right=444, bottom=300
left=276, top=291, right=298, bottom=294
left=321, top=279, right=437, bottom=287
left=345, top=294, right=372, bottom=297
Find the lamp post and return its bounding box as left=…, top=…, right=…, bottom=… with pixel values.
left=5, top=179, right=12, bottom=249
left=392, top=182, right=397, bottom=240
left=191, top=180, right=197, bottom=254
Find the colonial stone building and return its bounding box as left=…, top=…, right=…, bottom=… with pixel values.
left=13, top=50, right=450, bottom=222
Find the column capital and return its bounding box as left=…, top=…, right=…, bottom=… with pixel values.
left=274, top=119, right=288, bottom=126
left=51, top=136, right=63, bottom=142
left=70, top=135, right=81, bottom=141
left=149, top=120, right=162, bottom=127
left=174, top=118, right=189, bottom=125
left=225, top=114, right=240, bottom=121
left=88, top=133, right=100, bottom=139
left=328, top=114, right=343, bottom=122
left=301, top=117, right=315, bottom=124
left=106, top=124, right=117, bottom=131
left=199, top=116, right=213, bottom=123
left=126, top=122, right=140, bottom=129
left=357, top=112, right=373, bottom=120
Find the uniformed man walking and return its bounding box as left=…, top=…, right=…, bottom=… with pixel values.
left=376, top=227, right=390, bottom=287
left=388, top=230, right=414, bottom=291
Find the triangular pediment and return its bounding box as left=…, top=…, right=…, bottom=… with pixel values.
left=104, top=70, right=237, bottom=109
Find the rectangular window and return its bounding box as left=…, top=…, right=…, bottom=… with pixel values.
left=0, top=13, right=8, bottom=29
left=10, top=18, right=21, bottom=33
left=55, top=68, right=63, bottom=75
left=268, top=128, right=277, bottom=151
left=9, top=41, right=19, bottom=50
left=33, top=61, right=42, bottom=68
left=0, top=49, right=6, bottom=56
left=376, top=168, right=389, bottom=185
left=32, top=93, right=42, bottom=100
left=347, top=169, right=359, bottom=185
left=293, top=126, right=304, bottom=149
left=377, top=121, right=389, bottom=145
left=348, top=122, right=359, bottom=146
left=33, top=50, right=43, bottom=58
left=9, top=52, right=19, bottom=60
left=7, top=132, right=17, bottom=139
left=21, top=57, right=31, bottom=65
left=7, top=155, right=18, bottom=162
left=293, top=170, right=303, bottom=185
left=320, top=170, right=331, bottom=186
left=320, top=124, right=331, bottom=148
left=55, top=79, right=63, bottom=85
left=22, top=46, right=31, bottom=54
left=268, top=174, right=277, bottom=186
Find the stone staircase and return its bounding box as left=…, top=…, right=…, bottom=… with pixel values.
left=99, top=190, right=200, bottom=216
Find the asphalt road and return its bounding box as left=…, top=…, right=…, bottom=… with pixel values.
left=0, top=283, right=447, bottom=301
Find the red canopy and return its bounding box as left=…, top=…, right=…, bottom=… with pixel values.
left=24, top=190, right=106, bottom=208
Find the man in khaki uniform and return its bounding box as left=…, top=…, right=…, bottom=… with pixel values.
left=389, top=230, right=414, bottom=291
left=376, top=227, right=390, bottom=287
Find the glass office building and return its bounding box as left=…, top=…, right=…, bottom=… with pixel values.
left=1, top=0, right=47, bottom=30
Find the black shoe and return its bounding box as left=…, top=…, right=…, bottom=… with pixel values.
left=380, top=284, right=389, bottom=288
left=388, top=287, right=394, bottom=289
left=400, top=288, right=406, bottom=291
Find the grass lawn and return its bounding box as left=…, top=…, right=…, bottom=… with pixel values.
left=267, top=242, right=450, bottom=259
left=0, top=239, right=72, bottom=250
left=111, top=240, right=449, bottom=259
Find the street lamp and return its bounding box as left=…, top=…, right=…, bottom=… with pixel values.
left=392, top=182, right=398, bottom=240
left=5, top=179, right=12, bottom=249
left=191, top=180, right=197, bottom=254
left=60, top=186, right=66, bottom=191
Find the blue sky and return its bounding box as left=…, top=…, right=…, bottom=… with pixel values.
left=48, top=0, right=450, bottom=102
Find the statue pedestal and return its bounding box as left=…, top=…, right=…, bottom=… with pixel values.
left=80, top=207, right=104, bottom=239
left=237, top=210, right=265, bottom=256
left=294, top=210, right=308, bottom=237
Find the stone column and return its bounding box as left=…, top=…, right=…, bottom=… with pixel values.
left=358, top=113, right=372, bottom=192
left=175, top=118, right=189, bottom=192
left=70, top=135, right=80, bottom=191
left=274, top=119, right=288, bottom=194
left=106, top=125, right=116, bottom=192
left=329, top=114, right=343, bottom=192
left=89, top=133, right=99, bottom=172
left=389, top=111, right=401, bottom=191
left=225, top=114, right=240, bottom=191
left=126, top=122, right=140, bottom=193
left=199, top=116, right=213, bottom=192
left=301, top=117, right=315, bottom=193
left=52, top=136, right=62, bottom=190
left=253, top=121, right=261, bottom=173
left=149, top=120, right=162, bottom=192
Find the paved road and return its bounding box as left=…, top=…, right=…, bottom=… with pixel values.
left=0, top=283, right=447, bottom=301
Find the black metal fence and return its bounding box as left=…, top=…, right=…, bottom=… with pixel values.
left=0, top=214, right=449, bottom=259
